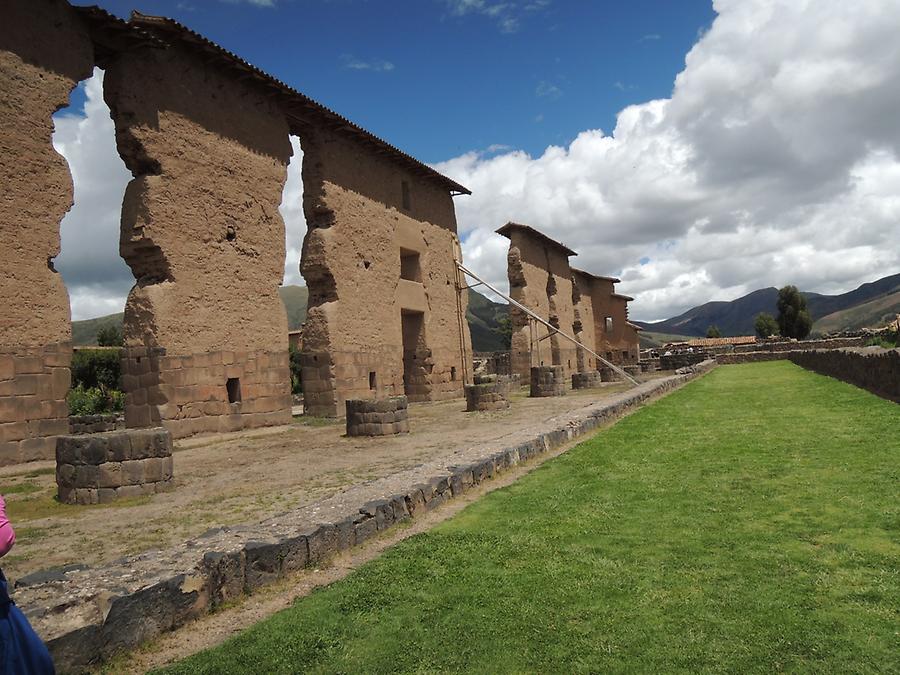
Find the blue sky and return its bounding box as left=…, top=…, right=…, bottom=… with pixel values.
left=56, top=1, right=900, bottom=323
left=74, top=0, right=715, bottom=162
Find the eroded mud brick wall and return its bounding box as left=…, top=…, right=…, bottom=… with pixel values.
left=571, top=270, right=599, bottom=373
left=299, top=129, right=471, bottom=416
left=103, top=41, right=293, bottom=438
left=0, top=1, right=93, bottom=465
left=609, top=295, right=639, bottom=364
left=586, top=277, right=620, bottom=364
left=500, top=224, right=578, bottom=382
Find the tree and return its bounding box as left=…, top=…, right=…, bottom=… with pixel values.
left=706, top=325, right=722, bottom=338
left=96, top=324, right=124, bottom=347
left=775, top=285, right=812, bottom=340
left=497, top=315, right=513, bottom=351
left=754, top=312, right=779, bottom=339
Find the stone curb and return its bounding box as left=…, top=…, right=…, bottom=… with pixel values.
left=20, top=361, right=715, bottom=673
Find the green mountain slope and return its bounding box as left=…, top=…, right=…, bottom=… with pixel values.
left=71, top=285, right=510, bottom=352
left=635, top=272, right=900, bottom=337
left=813, top=289, right=900, bottom=334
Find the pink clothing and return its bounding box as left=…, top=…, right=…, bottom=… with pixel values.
left=0, top=495, right=15, bottom=558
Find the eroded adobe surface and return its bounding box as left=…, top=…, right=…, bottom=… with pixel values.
left=0, top=0, right=93, bottom=464
left=299, top=128, right=472, bottom=416
left=103, top=40, right=293, bottom=437
left=499, top=223, right=579, bottom=382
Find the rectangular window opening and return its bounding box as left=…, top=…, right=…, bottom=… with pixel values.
left=451, top=366, right=457, bottom=381
left=226, top=377, right=241, bottom=404
left=369, top=371, right=377, bottom=390
left=400, top=247, right=422, bottom=282
left=605, top=316, right=613, bottom=333
left=401, top=180, right=411, bottom=210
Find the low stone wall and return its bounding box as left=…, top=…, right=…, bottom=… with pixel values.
left=473, top=351, right=511, bottom=377
left=571, top=371, right=602, bottom=389
left=68, top=414, right=124, bottom=435
left=345, top=397, right=410, bottom=436
left=716, top=351, right=788, bottom=364
left=789, top=348, right=899, bottom=402
left=734, top=336, right=865, bottom=353
left=624, top=364, right=641, bottom=377
left=660, top=352, right=708, bottom=370
left=530, top=365, right=565, bottom=397
left=599, top=366, right=619, bottom=382
left=465, top=376, right=511, bottom=411
left=55, top=428, right=173, bottom=505
left=18, top=361, right=716, bottom=672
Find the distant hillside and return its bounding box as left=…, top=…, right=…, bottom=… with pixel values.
left=639, top=331, right=694, bottom=350
left=635, top=272, right=900, bottom=337
left=71, top=285, right=510, bottom=352
left=813, top=289, right=900, bottom=334
left=466, top=289, right=509, bottom=352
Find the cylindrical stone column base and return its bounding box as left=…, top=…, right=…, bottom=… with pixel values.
left=624, top=365, right=642, bottom=377
left=55, top=427, right=174, bottom=505
left=599, top=366, right=619, bottom=382
left=465, top=375, right=511, bottom=411
left=346, top=396, right=409, bottom=436
left=530, top=366, right=566, bottom=397
left=572, top=371, right=603, bottom=389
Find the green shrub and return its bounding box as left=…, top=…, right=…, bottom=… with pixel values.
left=289, top=345, right=303, bottom=396
left=865, top=329, right=898, bottom=349
left=67, top=385, right=125, bottom=415
left=71, top=348, right=122, bottom=390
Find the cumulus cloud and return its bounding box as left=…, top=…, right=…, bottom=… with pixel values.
left=280, top=135, right=307, bottom=287
left=53, top=69, right=133, bottom=321
left=437, top=0, right=900, bottom=321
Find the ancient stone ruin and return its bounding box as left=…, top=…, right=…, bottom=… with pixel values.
left=1, top=0, right=473, bottom=463
left=498, top=222, right=640, bottom=385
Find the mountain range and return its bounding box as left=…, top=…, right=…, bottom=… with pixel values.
left=634, top=272, right=900, bottom=337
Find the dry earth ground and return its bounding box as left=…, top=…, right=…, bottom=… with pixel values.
left=0, top=380, right=659, bottom=582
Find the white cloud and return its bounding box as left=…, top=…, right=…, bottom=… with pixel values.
left=437, top=0, right=900, bottom=321
left=219, top=0, right=276, bottom=7
left=341, top=55, right=395, bottom=72
left=535, top=81, right=562, bottom=99
left=280, top=135, right=306, bottom=287
left=53, top=68, right=133, bottom=321
left=443, top=0, right=550, bottom=33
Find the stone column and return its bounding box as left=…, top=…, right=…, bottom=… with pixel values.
left=0, top=0, right=93, bottom=465
left=103, top=42, right=293, bottom=438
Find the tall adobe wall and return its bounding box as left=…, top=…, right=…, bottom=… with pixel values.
left=299, top=128, right=471, bottom=417
left=571, top=271, right=599, bottom=373
left=504, top=228, right=578, bottom=382
left=103, top=42, right=293, bottom=438
left=586, top=277, right=617, bottom=362
left=0, top=0, right=93, bottom=464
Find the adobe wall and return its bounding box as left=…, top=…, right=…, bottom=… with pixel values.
left=299, top=128, right=471, bottom=416
left=0, top=0, right=93, bottom=464
left=571, top=271, right=599, bottom=372
left=506, top=230, right=578, bottom=381
left=584, top=278, right=616, bottom=363
left=103, top=42, right=293, bottom=438
left=604, top=297, right=638, bottom=365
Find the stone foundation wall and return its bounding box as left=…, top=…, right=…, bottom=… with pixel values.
left=465, top=376, right=511, bottom=411
left=123, top=347, right=291, bottom=439
left=716, top=352, right=788, bottom=364
left=571, top=371, right=603, bottom=389
left=68, top=413, right=124, bottom=435
left=734, top=337, right=866, bottom=353
left=789, top=348, right=899, bottom=402
left=345, top=397, right=410, bottom=436
left=530, top=365, right=566, bottom=397
left=660, top=352, right=708, bottom=370
left=0, top=344, right=71, bottom=466
left=55, top=427, right=173, bottom=505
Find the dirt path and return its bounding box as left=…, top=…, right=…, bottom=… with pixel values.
left=0, top=381, right=662, bottom=581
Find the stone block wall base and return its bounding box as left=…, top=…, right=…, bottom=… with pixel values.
left=572, top=371, right=603, bottom=389
left=465, top=376, right=511, bottom=411
left=345, top=397, right=410, bottom=436
left=123, top=347, right=291, bottom=439
left=56, top=428, right=173, bottom=505
left=0, top=344, right=71, bottom=467
left=530, top=366, right=566, bottom=397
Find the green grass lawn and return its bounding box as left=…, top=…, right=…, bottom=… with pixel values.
left=161, top=362, right=899, bottom=674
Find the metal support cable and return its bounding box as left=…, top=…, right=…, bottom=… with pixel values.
left=456, top=262, right=639, bottom=386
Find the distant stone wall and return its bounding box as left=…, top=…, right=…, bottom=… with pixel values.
left=56, top=427, right=173, bottom=504
left=660, top=352, right=708, bottom=370
left=734, top=337, right=865, bottom=353
left=789, top=348, right=899, bottom=402
left=716, top=352, right=787, bottom=364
